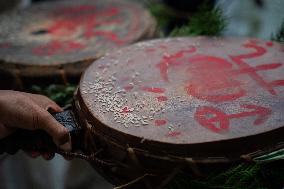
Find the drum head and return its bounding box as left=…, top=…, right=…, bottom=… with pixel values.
left=79, top=37, right=284, bottom=158
left=0, top=0, right=155, bottom=66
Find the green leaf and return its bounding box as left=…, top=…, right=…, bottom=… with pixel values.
left=170, top=5, right=226, bottom=37
left=254, top=148, right=284, bottom=163
left=30, top=84, right=76, bottom=107
left=271, top=20, right=284, bottom=42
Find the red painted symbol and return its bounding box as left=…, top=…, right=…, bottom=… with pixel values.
left=47, top=6, right=125, bottom=43
left=266, top=41, right=273, bottom=47
left=31, top=5, right=141, bottom=57
left=142, top=87, right=166, bottom=93
left=156, top=41, right=284, bottom=102
left=120, top=106, right=133, bottom=113
left=166, top=131, right=181, bottom=137
left=185, top=55, right=246, bottom=102
left=124, top=84, right=134, bottom=91
left=194, top=104, right=272, bottom=133
left=32, top=40, right=86, bottom=56
left=156, top=96, right=168, bottom=102
left=155, top=119, right=167, bottom=126
left=156, top=47, right=197, bottom=82
left=229, top=42, right=284, bottom=95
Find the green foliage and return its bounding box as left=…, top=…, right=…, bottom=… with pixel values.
left=165, top=164, right=267, bottom=189
left=148, top=3, right=177, bottom=30
left=170, top=6, right=226, bottom=37
left=30, top=84, right=76, bottom=107
left=271, top=20, right=284, bottom=42
left=148, top=2, right=226, bottom=37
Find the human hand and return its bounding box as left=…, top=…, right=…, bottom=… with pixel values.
left=0, top=90, right=71, bottom=157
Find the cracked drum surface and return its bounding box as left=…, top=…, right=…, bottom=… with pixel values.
left=0, top=0, right=156, bottom=88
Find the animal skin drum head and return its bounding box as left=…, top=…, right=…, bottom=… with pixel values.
left=0, top=0, right=155, bottom=65
left=79, top=37, right=284, bottom=147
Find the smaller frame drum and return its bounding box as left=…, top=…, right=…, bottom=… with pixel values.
left=77, top=37, right=284, bottom=187
left=0, top=0, right=156, bottom=88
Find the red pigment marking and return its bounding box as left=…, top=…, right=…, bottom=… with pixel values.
left=142, top=87, right=165, bottom=93
left=154, top=119, right=167, bottom=126
left=47, top=6, right=124, bottom=44
left=121, top=106, right=131, bottom=113
left=156, top=96, right=168, bottom=102
left=166, top=131, right=181, bottom=137
left=32, top=41, right=86, bottom=56
left=124, top=84, right=134, bottom=91
left=235, top=63, right=282, bottom=74
left=266, top=41, right=273, bottom=47
left=156, top=41, right=284, bottom=103
left=270, top=80, right=284, bottom=87
left=229, top=42, right=279, bottom=95
left=185, top=55, right=246, bottom=102
left=194, top=105, right=272, bottom=133
left=156, top=47, right=197, bottom=82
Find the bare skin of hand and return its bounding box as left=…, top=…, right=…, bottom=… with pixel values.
left=0, top=90, right=71, bottom=158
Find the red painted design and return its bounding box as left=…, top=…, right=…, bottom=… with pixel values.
left=266, top=41, right=273, bottom=47
left=154, top=119, right=167, bottom=126
left=156, top=47, right=197, bottom=82
left=270, top=80, right=284, bottom=87
left=121, top=106, right=132, bottom=113
left=32, top=40, right=86, bottom=56
left=48, top=6, right=122, bottom=42
left=156, top=41, right=284, bottom=103
left=42, top=4, right=140, bottom=46
left=142, top=87, right=165, bottom=93
left=157, top=96, right=168, bottom=102
left=195, top=105, right=272, bottom=133
left=166, top=131, right=181, bottom=137
left=153, top=41, right=283, bottom=135
left=229, top=42, right=284, bottom=95
left=185, top=55, right=246, bottom=102
left=124, top=84, right=134, bottom=91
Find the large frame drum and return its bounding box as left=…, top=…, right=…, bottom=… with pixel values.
left=0, top=0, right=156, bottom=89
left=76, top=37, right=284, bottom=187
left=1, top=37, right=284, bottom=188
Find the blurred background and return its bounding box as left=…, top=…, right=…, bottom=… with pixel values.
left=0, top=0, right=283, bottom=189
